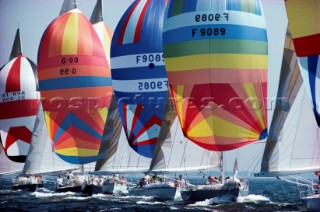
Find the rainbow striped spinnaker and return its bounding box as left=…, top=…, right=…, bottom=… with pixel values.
left=111, top=0, right=168, bottom=158
left=285, top=0, right=320, bottom=126
left=37, top=6, right=112, bottom=164
left=163, top=0, right=268, bottom=151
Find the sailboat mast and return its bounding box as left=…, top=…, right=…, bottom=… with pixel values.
left=222, top=152, right=225, bottom=184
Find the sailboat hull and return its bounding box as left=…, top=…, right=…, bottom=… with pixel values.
left=56, top=186, right=82, bottom=193
left=92, top=183, right=127, bottom=195
left=12, top=183, right=44, bottom=192
left=181, top=187, right=239, bottom=204
left=129, top=186, right=180, bottom=200
left=55, top=185, right=93, bottom=195
left=302, top=195, right=320, bottom=212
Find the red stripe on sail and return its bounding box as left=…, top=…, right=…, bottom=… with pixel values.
left=0, top=100, right=39, bottom=119
left=37, top=55, right=108, bottom=70
left=134, top=0, right=151, bottom=43
left=132, top=137, right=158, bottom=146
left=129, top=105, right=143, bottom=141
left=5, top=126, right=32, bottom=150
left=118, top=0, right=141, bottom=45
left=6, top=56, right=22, bottom=92
left=133, top=116, right=162, bottom=142
left=190, top=137, right=256, bottom=151
left=293, top=34, right=320, bottom=57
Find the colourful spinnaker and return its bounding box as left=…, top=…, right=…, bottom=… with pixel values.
left=285, top=0, right=320, bottom=126
left=37, top=8, right=112, bottom=164
left=163, top=0, right=268, bottom=151
left=111, top=0, right=168, bottom=158
left=0, top=28, right=39, bottom=163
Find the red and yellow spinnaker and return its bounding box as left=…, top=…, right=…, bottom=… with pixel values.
left=163, top=0, right=268, bottom=151
left=37, top=9, right=112, bottom=164
left=285, top=0, right=320, bottom=126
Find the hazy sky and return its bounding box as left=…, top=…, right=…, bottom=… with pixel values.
left=0, top=0, right=288, bottom=173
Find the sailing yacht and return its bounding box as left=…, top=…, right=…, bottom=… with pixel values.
left=22, top=103, right=80, bottom=192
left=0, top=27, right=41, bottom=191
left=36, top=0, right=112, bottom=194
left=105, top=0, right=174, bottom=200
left=162, top=0, right=268, bottom=203
left=92, top=97, right=151, bottom=194
left=148, top=93, right=222, bottom=202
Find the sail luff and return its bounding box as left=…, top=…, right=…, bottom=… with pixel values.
left=59, top=0, right=77, bottom=16
left=256, top=29, right=320, bottom=177
left=260, top=29, right=303, bottom=173
left=9, top=28, right=22, bottom=61
left=95, top=96, right=122, bottom=171
left=90, top=0, right=103, bottom=24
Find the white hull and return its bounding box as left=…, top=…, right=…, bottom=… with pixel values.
left=92, top=182, right=127, bottom=195
left=129, top=185, right=180, bottom=200
left=302, top=194, right=320, bottom=212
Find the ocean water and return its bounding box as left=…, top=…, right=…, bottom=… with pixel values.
left=0, top=176, right=307, bottom=211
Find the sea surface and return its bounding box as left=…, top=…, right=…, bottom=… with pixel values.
left=0, top=175, right=308, bottom=211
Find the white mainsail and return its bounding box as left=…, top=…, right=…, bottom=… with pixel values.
left=149, top=93, right=221, bottom=173
left=22, top=104, right=79, bottom=175
left=257, top=31, right=320, bottom=177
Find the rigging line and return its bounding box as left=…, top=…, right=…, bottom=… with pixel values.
left=288, top=88, right=306, bottom=170
left=245, top=142, right=264, bottom=175
left=167, top=117, right=179, bottom=170
left=312, top=128, right=320, bottom=164
left=180, top=134, right=188, bottom=171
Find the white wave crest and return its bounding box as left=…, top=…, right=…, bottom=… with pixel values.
left=114, top=186, right=129, bottom=195
left=136, top=200, right=164, bottom=205
left=237, top=194, right=270, bottom=203
left=92, top=193, right=106, bottom=198
left=31, top=191, right=75, bottom=198
left=190, top=195, right=236, bottom=206
left=64, top=196, right=91, bottom=201
left=120, top=195, right=153, bottom=200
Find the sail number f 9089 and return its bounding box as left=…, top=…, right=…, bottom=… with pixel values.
left=192, top=28, right=226, bottom=37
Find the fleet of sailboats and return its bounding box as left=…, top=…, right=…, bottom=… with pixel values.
left=1, top=0, right=319, bottom=210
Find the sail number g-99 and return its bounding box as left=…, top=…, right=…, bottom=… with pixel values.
left=60, top=57, right=78, bottom=75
